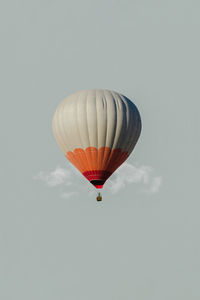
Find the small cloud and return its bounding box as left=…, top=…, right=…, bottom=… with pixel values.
left=108, top=162, right=162, bottom=194
left=34, top=162, right=162, bottom=198
left=34, top=166, right=80, bottom=199
left=34, top=166, right=72, bottom=187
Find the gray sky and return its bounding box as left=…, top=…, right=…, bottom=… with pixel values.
left=1, top=0, right=200, bottom=299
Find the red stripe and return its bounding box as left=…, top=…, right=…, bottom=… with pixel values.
left=82, top=170, right=111, bottom=181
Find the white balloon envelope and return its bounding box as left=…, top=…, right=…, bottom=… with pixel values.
left=52, top=89, right=141, bottom=189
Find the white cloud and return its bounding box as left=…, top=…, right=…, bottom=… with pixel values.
left=34, top=163, right=162, bottom=198
left=34, top=166, right=72, bottom=187
left=108, top=162, right=162, bottom=194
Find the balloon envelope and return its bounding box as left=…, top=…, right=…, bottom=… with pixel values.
left=52, top=89, right=141, bottom=189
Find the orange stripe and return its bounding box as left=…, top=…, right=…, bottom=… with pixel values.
left=66, top=146, right=129, bottom=175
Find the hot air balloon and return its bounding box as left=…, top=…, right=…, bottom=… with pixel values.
left=52, top=89, right=141, bottom=199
